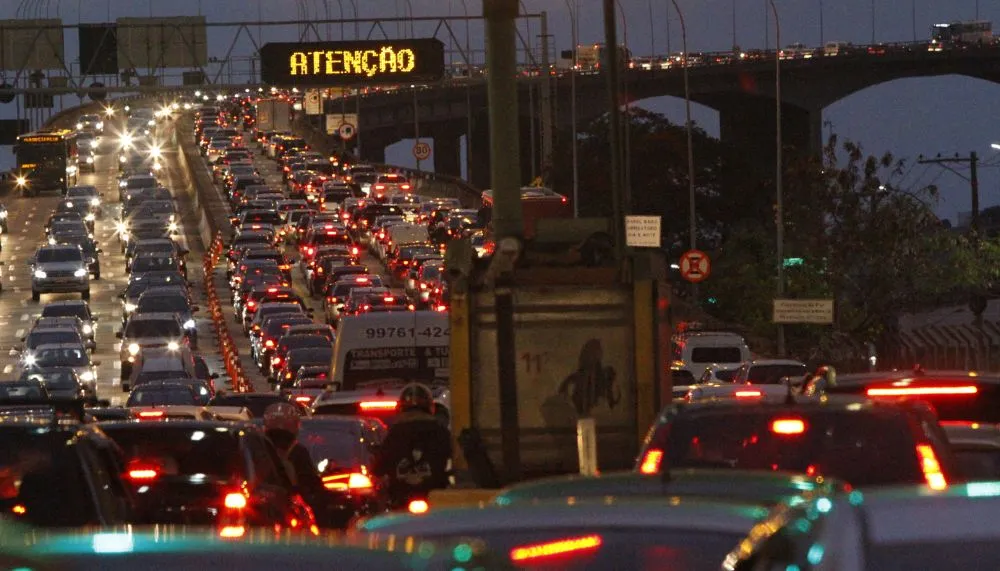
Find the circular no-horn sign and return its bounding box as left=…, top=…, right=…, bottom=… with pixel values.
left=338, top=122, right=355, bottom=139
left=679, top=249, right=711, bottom=283
left=413, top=141, right=431, bottom=161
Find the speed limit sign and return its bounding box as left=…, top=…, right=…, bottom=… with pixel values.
left=412, top=141, right=431, bottom=161
left=338, top=122, right=356, bottom=139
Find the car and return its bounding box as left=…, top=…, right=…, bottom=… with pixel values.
left=124, top=380, right=208, bottom=407
left=275, top=347, right=333, bottom=389
left=116, top=312, right=188, bottom=380
left=206, top=392, right=301, bottom=418
left=297, top=416, right=389, bottom=528
left=636, top=397, right=960, bottom=489
left=0, top=202, right=7, bottom=233
left=38, top=300, right=97, bottom=348
left=670, top=330, right=752, bottom=385
left=98, top=419, right=316, bottom=532
left=29, top=316, right=92, bottom=350
left=119, top=275, right=189, bottom=324
left=17, top=367, right=89, bottom=401
left=30, top=244, right=91, bottom=301
left=134, top=289, right=199, bottom=348
left=19, top=343, right=100, bottom=395
left=730, top=359, right=809, bottom=385
left=0, top=402, right=133, bottom=528
left=356, top=497, right=770, bottom=568
left=19, top=326, right=87, bottom=353
left=724, top=484, right=1000, bottom=570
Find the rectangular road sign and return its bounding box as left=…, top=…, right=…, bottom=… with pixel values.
left=325, top=113, right=358, bottom=135
left=304, top=89, right=322, bottom=115
left=0, top=19, right=65, bottom=71
left=625, top=215, right=661, bottom=248
left=260, top=39, right=446, bottom=87
left=78, top=23, right=118, bottom=75
left=773, top=299, right=835, bottom=324
left=116, top=16, right=207, bottom=68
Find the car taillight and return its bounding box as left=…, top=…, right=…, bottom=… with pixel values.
left=510, top=535, right=603, bottom=563
left=294, top=395, right=314, bottom=405
left=374, top=184, right=385, bottom=190
left=401, top=184, right=411, bottom=191
left=137, top=410, right=165, bottom=420
left=434, top=305, right=448, bottom=312
left=322, top=472, right=374, bottom=492
left=359, top=400, right=398, bottom=412
left=866, top=385, right=979, bottom=397
left=917, top=444, right=948, bottom=490
left=125, top=460, right=160, bottom=481
left=247, top=300, right=256, bottom=309
left=224, top=491, right=248, bottom=510
left=408, top=499, right=429, bottom=514
left=771, top=418, right=806, bottom=435
left=638, top=449, right=663, bottom=474
left=351, top=246, right=359, bottom=256
left=734, top=389, right=763, bottom=399
left=264, top=339, right=275, bottom=348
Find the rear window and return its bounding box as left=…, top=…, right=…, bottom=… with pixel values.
left=745, top=364, right=808, bottom=385
left=101, top=426, right=241, bottom=478
left=657, top=409, right=925, bottom=487
left=125, top=387, right=197, bottom=406
left=313, top=233, right=352, bottom=246
left=690, top=347, right=743, bottom=363
left=208, top=395, right=287, bottom=418
left=299, top=423, right=362, bottom=469
left=41, top=305, right=86, bottom=319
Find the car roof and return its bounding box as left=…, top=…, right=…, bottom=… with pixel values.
left=669, top=395, right=898, bottom=415
left=99, top=418, right=251, bottom=430
left=493, top=469, right=846, bottom=507
left=360, top=496, right=769, bottom=537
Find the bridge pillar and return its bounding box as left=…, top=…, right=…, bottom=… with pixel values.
left=433, top=128, right=463, bottom=178
left=714, top=96, right=822, bottom=173
left=469, top=117, right=492, bottom=190
left=360, top=136, right=386, bottom=165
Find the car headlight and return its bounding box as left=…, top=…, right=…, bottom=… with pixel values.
left=82, top=324, right=93, bottom=334
left=124, top=302, right=137, bottom=312
left=85, top=156, right=94, bottom=164
left=96, top=121, right=104, bottom=130
left=80, top=371, right=94, bottom=382
left=119, top=155, right=127, bottom=163
left=147, top=120, right=155, bottom=127
left=76, top=122, right=83, bottom=130
left=150, top=146, right=162, bottom=158
left=33, top=270, right=47, bottom=279
left=183, top=319, right=196, bottom=329
left=152, top=162, right=162, bottom=171
left=127, top=343, right=140, bottom=355
left=24, top=354, right=36, bottom=366
left=85, top=213, right=95, bottom=221
left=0, top=210, right=7, bottom=218
left=15, top=176, right=27, bottom=187
left=168, top=222, right=178, bottom=232
left=74, top=268, right=87, bottom=277
left=167, top=341, right=179, bottom=351
left=91, top=198, right=100, bottom=206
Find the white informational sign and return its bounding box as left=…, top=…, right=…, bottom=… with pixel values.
left=325, top=113, right=358, bottom=135
left=773, top=299, right=835, bottom=324
left=624, top=215, right=661, bottom=248
left=304, top=88, right=322, bottom=115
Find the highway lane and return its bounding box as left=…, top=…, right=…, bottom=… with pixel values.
left=0, top=110, right=211, bottom=404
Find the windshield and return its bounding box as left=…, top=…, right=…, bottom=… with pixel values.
left=101, top=426, right=241, bottom=478
left=32, top=347, right=88, bottom=367
left=690, top=347, right=743, bottom=364
left=18, top=142, right=65, bottom=167
left=125, top=319, right=182, bottom=338
left=36, top=248, right=83, bottom=263
left=25, top=330, right=81, bottom=349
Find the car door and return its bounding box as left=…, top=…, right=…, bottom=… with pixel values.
left=243, top=432, right=295, bottom=526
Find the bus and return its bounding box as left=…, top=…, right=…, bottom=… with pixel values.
left=14, top=129, right=79, bottom=196
left=929, top=21, right=993, bottom=50
left=572, top=43, right=633, bottom=73
left=480, top=186, right=572, bottom=240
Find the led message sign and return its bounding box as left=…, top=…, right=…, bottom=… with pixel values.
left=260, top=39, right=445, bottom=86
left=20, top=135, right=61, bottom=143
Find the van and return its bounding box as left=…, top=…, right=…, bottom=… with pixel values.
left=670, top=331, right=752, bottom=385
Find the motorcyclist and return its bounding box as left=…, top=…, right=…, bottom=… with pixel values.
left=801, top=365, right=837, bottom=397
left=373, top=383, right=453, bottom=508
left=263, top=402, right=324, bottom=507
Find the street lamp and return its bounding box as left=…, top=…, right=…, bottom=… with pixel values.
left=670, top=0, right=697, bottom=298
left=565, top=0, right=580, bottom=216
left=769, top=0, right=785, bottom=356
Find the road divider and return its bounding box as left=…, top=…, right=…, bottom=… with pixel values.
left=203, top=232, right=252, bottom=393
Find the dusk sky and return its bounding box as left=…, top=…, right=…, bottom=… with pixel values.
left=0, top=0, right=997, bottom=223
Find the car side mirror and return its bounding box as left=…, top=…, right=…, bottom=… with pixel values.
left=115, top=331, right=122, bottom=339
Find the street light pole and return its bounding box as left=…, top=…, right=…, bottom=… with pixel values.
left=769, top=0, right=785, bottom=357
left=870, top=0, right=875, bottom=44
left=565, top=0, right=579, bottom=216
left=460, top=0, right=473, bottom=182
left=671, top=0, right=697, bottom=300
left=819, top=0, right=823, bottom=47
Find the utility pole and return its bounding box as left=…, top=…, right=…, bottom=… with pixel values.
left=539, top=12, right=553, bottom=181
left=603, top=0, right=626, bottom=261
left=917, top=152, right=980, bottom=234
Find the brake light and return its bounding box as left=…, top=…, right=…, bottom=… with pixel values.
left=866, top=386, right=979, bottom=397
left=137, top=410, right=165, bottom=420
left=401, top=184, right=411, bottom=190
left=264, top=339, right=275, bottom=349
left=734, top=389, right=763, bottom=398
left=125, top=459, right=160, bottom=481
left=916, top=444, right=948, bottom=490
left=408, top=499, right=429, bottom=514
left=247, top=300, right=256, bottom=309
left=374, top=184, right=385, bottom=190
left=638, top=449, right=663, bottom=474
left=272, top=356, right=282, bottom=365
left=224, top=492, right=248, bottom=509
left=294, top=395, right=314, bottom=405
left=359, top=400, right=398, bottom=412
left=384, top=296, right=395, bottom=302
left=219, top=525, right=246, bottom=539
left=435, top=305, right=448, bottom=312
left=510, top=535, right=603, bottom=563
left=351, top=246, right=359, bottom=256
left=771, top=418, right=806, bottom=435
left=322, top=472, right=375, bottom=492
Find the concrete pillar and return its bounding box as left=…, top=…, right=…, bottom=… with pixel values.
left=469, top=116, right=492, bottom=190
left=433, top=128, right=463, bottom=178
left=715, top=95, right=822, bottom=173
left=359, top=135, right=386, bottom=164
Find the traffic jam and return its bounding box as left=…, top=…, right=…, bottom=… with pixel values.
left=0, top=93, right=999, bottom=569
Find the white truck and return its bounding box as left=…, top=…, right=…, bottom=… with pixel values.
left=255, top=98, right=292, bottom=133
